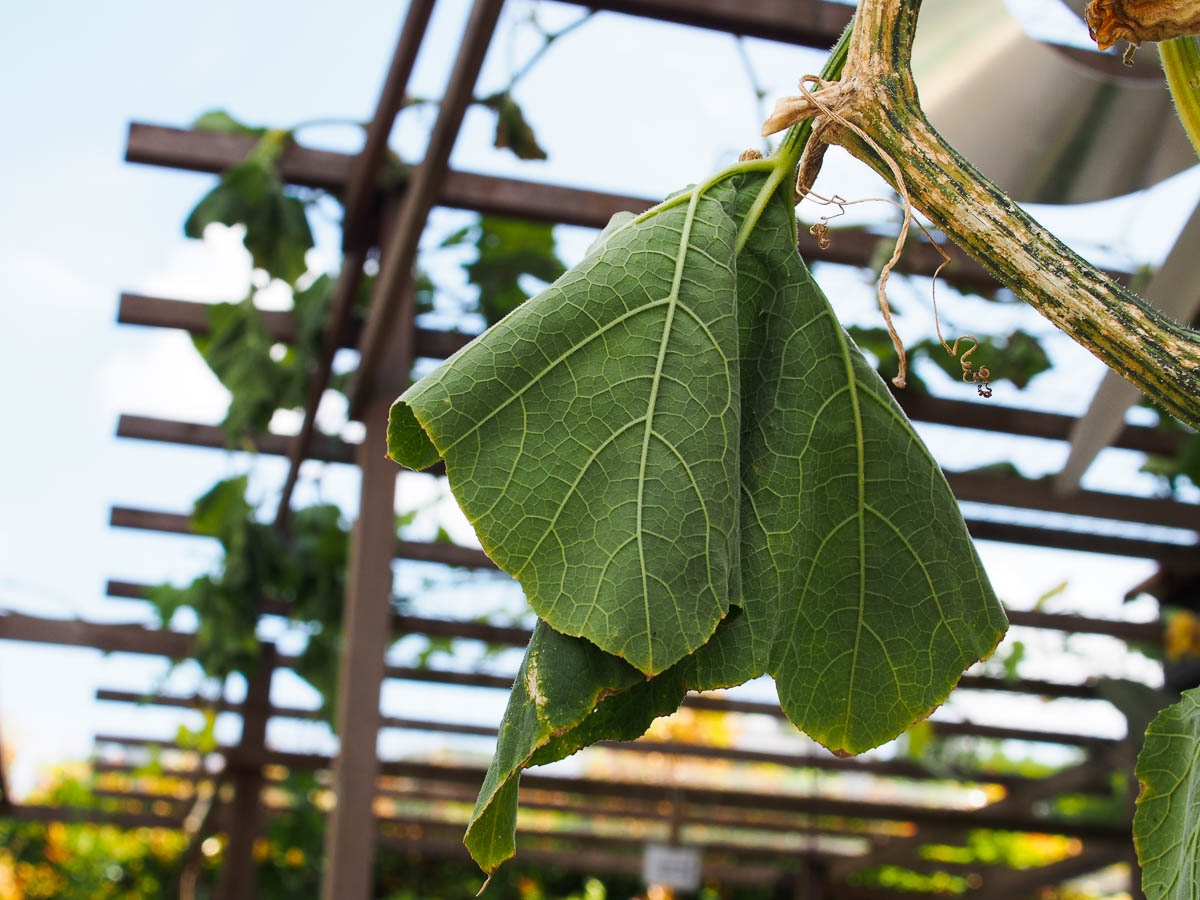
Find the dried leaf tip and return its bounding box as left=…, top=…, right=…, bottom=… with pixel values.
left=1085, top=0, right=1200, bottom=49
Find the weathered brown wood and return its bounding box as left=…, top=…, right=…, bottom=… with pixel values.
left=966, top=518, right=1198, bottom=564
left=341, top=0, right=438, bottom=253
left=321, top=394, right=400, bottom=900
left=114, top=410, right=1198, bottom=537
left=110, top=498, right=1200, bottom=567
left=0, top=606, right=1125, bottom=752
left=274, top=246, right=366, bottom=530
left=216, top=644, right=274, bottom=900
left=125, top=124, right=1035, bottom=293
left=348, top=0, right=505, bottom=415
left=116, top=292, right=1184, bottom=457
left=278, top=0, right=437, bottom=527
left=585, top=0, right=850, bottom=45
left=970, top=844, right=1115, bottom=898
left=94, top=688, right=1109, bottom=793
left=0, top=609, right=194, bottom=658
left=176, top=776, right=224, bottom=900
left=89, top=739, right=1134, bottom=842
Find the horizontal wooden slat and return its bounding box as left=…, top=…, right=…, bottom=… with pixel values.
left=91, top=737, right=1131, bottom=840
left=125, top=124, right=1015, bottom=292
left=117, top=292, right=1182, bottom=459
left=93, top=687, right=1113, bottom=791
left=115, top=410, right=1197, bottom=536
left=110, top=496, right=1200, bottom=565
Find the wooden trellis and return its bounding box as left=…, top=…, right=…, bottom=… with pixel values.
left=1, top=0, right=1197, bottom=898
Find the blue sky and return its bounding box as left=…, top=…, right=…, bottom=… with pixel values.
left=0, top=0, right=1194, bottom=797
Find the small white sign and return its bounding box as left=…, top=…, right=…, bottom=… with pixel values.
left=643, top=843, right=701, bottom=892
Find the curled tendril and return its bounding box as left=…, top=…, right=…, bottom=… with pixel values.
left=808, top=194, right=848, bottom=250
left=799, top=188, right=995, bottom=400
left=945, top=336, right=993, bottom=398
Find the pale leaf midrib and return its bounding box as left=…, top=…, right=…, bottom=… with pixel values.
left=635, top=185, right=709, bottom=674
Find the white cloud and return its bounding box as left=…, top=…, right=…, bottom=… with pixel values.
left=99, top=329, right=229, bottom=423
left=0, top=249, right=103, bottom=313
left=135, top=224, right=254, bottom=303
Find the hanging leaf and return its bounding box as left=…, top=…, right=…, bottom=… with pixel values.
left=147, top=476, right=349, bottom=704
left=1134, top=684, right=1200, bottom=899
left=443, top=215, right=567, bottom=325
left=184, top=129, right=313, bottom=283
left=391, top=161, right=1005, bottom=874
left=391, top=163, right=1003, bottom=739
left=392, top=177, right=747, bottom=676
left=480, top=91, right=548, bottom=161
left=195, top=276, right=335, bottom=440
left=194, top=298, right=293, bottom=439
left=192, top=109, right=268, bottom=138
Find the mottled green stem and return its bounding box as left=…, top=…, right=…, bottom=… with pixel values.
left=828, top=0, right=1200, bottom=429
left=1162, top=35, right=1200, bottom=158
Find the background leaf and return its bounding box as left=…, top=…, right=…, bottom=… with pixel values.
left=184, top=130, right=313, bottom=283
left=191, top=108, right=268, bottom=138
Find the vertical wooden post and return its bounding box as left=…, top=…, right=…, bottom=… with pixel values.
left=320, top=383, right=402, bottom=900
left=217, top=642, right=275, bottom=900
left=787, top=858, right=826, bottom=900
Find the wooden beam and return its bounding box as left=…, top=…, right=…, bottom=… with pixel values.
left=115, top=292, right=1180, bottom=458
left=114, top=410, right=1199, bottom=535
left=109, top=499, right=1200, bottom=566
left=94, top=688, right=1109, bottom=792
left=89, top=739, right=1135, bottom=841
left=0, top=606, right=1126, bottom=753
left=970, top=845, right=1116, bottom=898
left=2, top=803, right=181, bottom=829
left=582, top=0, right=851, bottom=46
left=348, top=0, right=505, bottom=415
left=123, top=125, right=1021, bottom=293
left=215, top=644, right=274, bottom=899
left=321, top=395, right=400, bottom=900
left=276, top=0, right=437, bottom=527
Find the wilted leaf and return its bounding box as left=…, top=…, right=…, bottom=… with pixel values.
left=1134, top=685, right=1200, bottom=898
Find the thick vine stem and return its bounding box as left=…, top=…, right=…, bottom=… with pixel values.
left=786, top=0, right=1200, bottom=429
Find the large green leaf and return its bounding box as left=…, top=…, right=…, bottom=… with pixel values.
left=392, top=161, right=1003, bottom=726
left=391, top=179, right=747, bottom=676
left=725, top=172, right=1005, bottom=753
left=396, top=162, right=1005, bottom=874
left=1134, top=685, right=1200, bottom=899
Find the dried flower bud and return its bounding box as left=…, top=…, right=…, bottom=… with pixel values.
left=1085, top=0, right=1200, bottom=49
left=738, top=149, right=764, bottom=161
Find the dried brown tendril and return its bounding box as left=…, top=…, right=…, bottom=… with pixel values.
left=793, top=76, right=915, bottom=388
left=801, top=189, right=993, bottom=399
